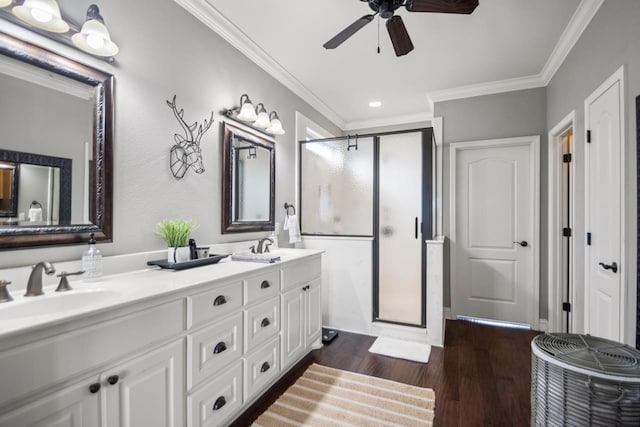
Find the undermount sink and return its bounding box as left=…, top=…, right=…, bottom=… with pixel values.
left=0, top=289, right=122, bottom=321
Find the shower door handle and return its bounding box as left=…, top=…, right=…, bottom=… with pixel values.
left=415, top=217, right=418, bottom=239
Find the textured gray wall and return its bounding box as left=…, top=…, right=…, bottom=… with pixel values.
left=0, top=0, right=340, bottom=268
left=546, top=0, right=640, bottom=343
left=434, top=87, right=549, bottom=318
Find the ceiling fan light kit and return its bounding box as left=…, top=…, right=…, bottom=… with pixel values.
left=324, top=0, right=479, bottom=57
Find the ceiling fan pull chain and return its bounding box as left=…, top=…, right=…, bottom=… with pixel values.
left=377, top=14, right=381, bottom=54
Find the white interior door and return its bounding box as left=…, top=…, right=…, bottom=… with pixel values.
left=450, top=136, right=539, bottom=326
left=584, top=67, right=625, bottom=342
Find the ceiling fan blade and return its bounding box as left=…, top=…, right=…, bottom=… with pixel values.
left=406, top=0, right=479, bottom=14
left=323, top=15, right=375, bottom=49
left=386, top=15, right=414, bottom=57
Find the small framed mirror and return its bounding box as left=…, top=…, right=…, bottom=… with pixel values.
left=0, top=33, right=113, bottom=249
left=222, top=122, right=275, bottom=233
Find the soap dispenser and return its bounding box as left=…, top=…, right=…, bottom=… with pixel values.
left=82, top=233, right=103, bottom=281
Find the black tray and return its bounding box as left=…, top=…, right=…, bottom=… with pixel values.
left=147, top=254, right=229, bottom=270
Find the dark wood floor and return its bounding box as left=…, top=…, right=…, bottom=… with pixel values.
left=232, top=320, right=542, bottom=427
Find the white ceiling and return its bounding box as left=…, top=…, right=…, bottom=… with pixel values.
left=179, top=0, right=602, bottom=130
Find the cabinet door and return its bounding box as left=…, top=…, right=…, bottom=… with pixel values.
left=104, top=339, right=185, bottom=427
left=281, top=287, right=305, bottom=369
left=0, top=376, right=101, bottom=427
left=305, top=279, right=322, bottom=345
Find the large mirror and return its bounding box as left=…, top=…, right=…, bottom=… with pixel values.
left=222, top=122, right=275, bottom=233
left=0, top=33, right=113, bottom=249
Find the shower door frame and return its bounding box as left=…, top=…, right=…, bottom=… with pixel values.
left=298, top=127, right=434, bottom=328
left=372, top=129, right=433, bottom=328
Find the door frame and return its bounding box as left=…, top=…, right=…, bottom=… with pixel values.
left=583, top=65, right=626, bottom=342
left=548, top=111, right=576, bottom=333
left=449, top=135, right=541, bottom=329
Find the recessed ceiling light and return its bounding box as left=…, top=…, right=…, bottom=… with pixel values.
left=368, top=101, right=382, bottom=108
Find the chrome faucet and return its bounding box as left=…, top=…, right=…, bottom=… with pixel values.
left=256, top=238, right=274, bottom=254
left=25, top=262, right=56, bottom=297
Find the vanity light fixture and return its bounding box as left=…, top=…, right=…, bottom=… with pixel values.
left=13, top=0, right=70, bottom=33
left=253, top=103, right=270, bottom=129
left=71, top=4, right=118, bottom=57
left=266, top=111, right=285, bottom=135
left=236, top=94, right=258, bottom=122
left=0, top=0, right=12, bottom=8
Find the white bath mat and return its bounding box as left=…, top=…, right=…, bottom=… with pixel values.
left=369, top=336, right=431, bottom=363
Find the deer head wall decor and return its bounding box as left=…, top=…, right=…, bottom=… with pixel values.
left=166, top=95, right=214, bottom=179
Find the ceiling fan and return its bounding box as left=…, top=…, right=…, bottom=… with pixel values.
left=323, top=0, right=479, bottom=57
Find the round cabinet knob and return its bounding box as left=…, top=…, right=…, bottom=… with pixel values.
left=107, top=375, right=119, bottom=385
left=89, top=383, right=101, bottom=394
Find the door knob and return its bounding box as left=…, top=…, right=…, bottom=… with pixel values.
left=514, top=241, right=528, bottom=247
left=599, top=262, right=618, bottom=273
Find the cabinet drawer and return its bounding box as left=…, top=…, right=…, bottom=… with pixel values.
left=188, top=281, right=242, bottom=328
left=281, top=257, right=321, bottom=291
left=187, top=312, right=243, bottom=390
left=187, top=361, right=242, bottom=427
left=244, top=270, right=280, bottom=305
left=244, top=296, right=279, bottom=352
left=244, top=337, right=280, bottom=402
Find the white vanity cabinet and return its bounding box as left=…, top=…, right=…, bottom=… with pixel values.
left=0, top=250, right=322, bottom=427
left=281, top=257, right=322, bottom=370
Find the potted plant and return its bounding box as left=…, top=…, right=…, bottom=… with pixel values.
left=154, top=219, right=195, bottom=263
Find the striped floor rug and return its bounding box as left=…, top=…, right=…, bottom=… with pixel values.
left=252, top=363, right=435, bottom=426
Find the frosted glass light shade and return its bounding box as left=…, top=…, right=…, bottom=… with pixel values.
left=253, top=103, right=270, bottom=129
left=266, top=112, right=285, bottom=135
left=237, top=97, right=257, bottom=121
left=13, top=0, right=70, bottom=33
left=72, top=18, right=119, bottom=57
left=0, top=0, right=12, bottom=8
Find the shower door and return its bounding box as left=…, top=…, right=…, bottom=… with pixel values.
left=374, top=130, right=431, bottom=326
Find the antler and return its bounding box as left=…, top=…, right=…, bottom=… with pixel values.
left=166, top=95, right=194, bottom=142
left=194, top=112, right=215, bottom=145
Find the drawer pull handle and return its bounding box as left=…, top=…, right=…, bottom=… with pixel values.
left=260, top=362, right=270, bottom=373
left=107, top=375, right=119, bottom=385
left=302, top=285, right=310, bottom=291
left=213, top=342, right=227, bottom=354
left=89, top=383, right=101, bottom=394
left=260, top=280, right=270, bottom=289
left=213, top=295, right=227, bottom=306
left=213, top=396, right=226, bottom=411
left=261, top=317, right=271, bottom=328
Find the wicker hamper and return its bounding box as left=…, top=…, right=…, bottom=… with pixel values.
left=531, top=334, right=640, bottom=426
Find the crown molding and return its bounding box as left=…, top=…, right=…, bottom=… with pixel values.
left=343, top=111, right=433, bottom=132
left=426, top=0, right=603, bottom=106
left=539, top=0, right=604, bottom=85
left=426, top=74, right=544, bottom=107
left=174, top=0, right=345, bottom=129
left=176, top=0, right=602, bottom=129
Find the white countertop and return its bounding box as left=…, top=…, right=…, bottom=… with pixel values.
left=0, top=248, right=322, bottom=339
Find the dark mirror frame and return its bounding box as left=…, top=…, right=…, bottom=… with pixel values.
left=0, top=32, right=113, bottom=249
left=222, top=121, right=275, bottom=233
